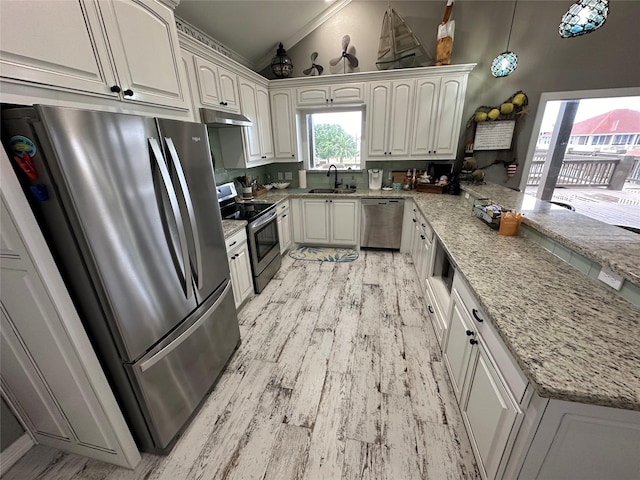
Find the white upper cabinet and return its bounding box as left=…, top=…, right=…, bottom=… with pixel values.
left=296, top=82, right=365, bottom=106
left=238, top=78, right=273, bottom=165
left=194, top=56, right=240, bottom=113
left=411, top=74, right=467, bottom=159
left=367, top=79, right=414, bottom=158
left=0, top=0, right=188, bottom=110
left=270, top=88, right=298, bottom=161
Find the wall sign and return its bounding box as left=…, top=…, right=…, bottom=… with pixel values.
left=474, top=120, right=516, bottom=150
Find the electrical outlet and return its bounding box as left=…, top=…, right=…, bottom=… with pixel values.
left=277, top=172, right=283, bottom=180
left=284, top=171, right=292, bottom=180
left=464, top=192, right=470, bottom=200
left=597, top=268, right=624, bottom=290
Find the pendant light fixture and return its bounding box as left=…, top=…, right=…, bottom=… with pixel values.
left=490, top=0, right=519, bottom=78
left=271, top=43, right=293, bottom=78
left=559, top=0, right=609, bottom=38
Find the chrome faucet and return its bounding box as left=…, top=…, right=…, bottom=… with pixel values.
left=327, top=164, right=342, bottom=189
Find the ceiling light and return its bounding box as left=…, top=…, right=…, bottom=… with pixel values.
left=559, top=0, right=609, bottom=38
left=491, top=0, right=519, bottom=78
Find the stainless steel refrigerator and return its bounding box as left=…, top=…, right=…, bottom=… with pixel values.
left=1, top=105, right=240, bottom=453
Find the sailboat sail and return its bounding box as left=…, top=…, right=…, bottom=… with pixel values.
left=376, top=6, right=423, bottom=70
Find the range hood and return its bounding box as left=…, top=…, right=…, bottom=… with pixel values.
left=200, top=108, right=252, bottom=127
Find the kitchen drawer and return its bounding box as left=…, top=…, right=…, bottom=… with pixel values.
left=452, top=274, right=528, bottom=403
left=225, top=228, right=247, bottom=252
left=412, top=207, right=433, bottom=241
left=276, top=200, right=290, bottom=215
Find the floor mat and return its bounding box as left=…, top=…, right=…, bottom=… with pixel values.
left=289, top=246, right=359, bottom=262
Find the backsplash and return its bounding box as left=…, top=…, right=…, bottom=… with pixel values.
left=207, top=127, right=453, bottom=190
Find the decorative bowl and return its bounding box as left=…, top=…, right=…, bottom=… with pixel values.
left=263, top=184, right=273, bottom=191
left=273, top=182, right=290, bottom=189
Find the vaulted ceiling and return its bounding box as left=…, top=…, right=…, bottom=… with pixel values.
left=174, top=0, right=352, bottom=71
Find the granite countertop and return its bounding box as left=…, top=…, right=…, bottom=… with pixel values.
left=234, top=186, right=640, bottom=410
left=462, top=183, right=640, bottom=286
left=222, top=219, right=247, bottom=239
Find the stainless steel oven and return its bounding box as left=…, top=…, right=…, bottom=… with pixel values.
left=218, top=182, right=281, bottom=293
left=247, top=206, right=281, bottom=293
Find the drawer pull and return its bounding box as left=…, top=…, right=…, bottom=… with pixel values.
left=428, top=305, right=434, bottom=314
left=469, top=339, right=478, bottom=345
left=472, top=308, right=484, bottom=322
left=466, top=330, right=475, bottom=336
left=229, top=241, right=237, bottom=247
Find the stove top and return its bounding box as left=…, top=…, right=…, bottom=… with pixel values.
left=221, top=201, right=275, bottom=222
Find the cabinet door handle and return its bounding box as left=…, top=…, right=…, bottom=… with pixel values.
left=428, top=305, right=434, bottom=314
left=282, top=214, right=287, bottom=218
left=123, top=89, right=134, bottom=97
left=413, top=218, right=417, bottom=223
left=465, top=330, right=475, bottom=336
left=420, top=234, right=425, bottom=240
left=469, top=339, right=478, bottom=345
left=229, top=241, right=237, bottom=247
left=110, top=85, right=121, bottom=93
left=472, top=309, right=484, bottom=323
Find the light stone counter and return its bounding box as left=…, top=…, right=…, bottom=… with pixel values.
left=462, top=183, right=640, bottom=286
left=222, top=219, right=247, bottom=239
left=238, top=187, right=640, bottom=410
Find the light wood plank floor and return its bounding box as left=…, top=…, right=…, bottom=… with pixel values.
left=4, top=251, right=480, bottom=480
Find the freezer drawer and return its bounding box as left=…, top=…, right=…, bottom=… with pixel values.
left=128, top=282, right=239, bottom=449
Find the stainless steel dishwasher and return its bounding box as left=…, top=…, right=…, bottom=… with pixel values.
left=360, top=199, right=405, bottom=249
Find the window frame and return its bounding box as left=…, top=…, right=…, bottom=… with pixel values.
left=298, top=105, right=366, bottom=172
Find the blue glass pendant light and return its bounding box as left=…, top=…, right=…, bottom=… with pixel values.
left=491, top=0, right=519, bottom=78
left=559, top=0, right=609, bottom=38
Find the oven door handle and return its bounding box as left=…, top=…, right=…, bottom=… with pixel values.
left=164, top=137, right=203, bottom=290
left=249, top=209, right=277, bottom=232
left=148, top=137, right=193, bottom=300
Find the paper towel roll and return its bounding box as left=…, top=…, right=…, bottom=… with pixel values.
left=298, top=170, right=307, bottom=189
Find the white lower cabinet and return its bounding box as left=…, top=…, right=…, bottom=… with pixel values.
left=299, top=198, right=358, bottom=246
left=409, top=206, right=432, bottom=292
left=225, top=229, right=253, bottom=308
left=444, top=273, right=525, bottom=480
left=276, top=200, right=292, bottom=254
left=463, top=341, right=521, bottom=480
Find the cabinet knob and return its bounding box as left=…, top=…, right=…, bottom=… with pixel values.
left=123, top=89, right=134, bottom=97
left=465, top=330, right=475, bottom=336
left=110, top=85, right=121, bottom=93
left=428, top=305, right=434, bottom=314
left=291, top=154, right=295, bottom=157
left=472, top=309, right=484, bottom=323
left=412, top=218, right=417, bottom=223
left=469, top=339, right=478, bottom=345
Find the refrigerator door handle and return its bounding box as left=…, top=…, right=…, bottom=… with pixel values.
left=138, top=282, right=232, bottom=372
left=164, top=137, right=203, bottom=290
left=148, top=137, right=193, bottom=300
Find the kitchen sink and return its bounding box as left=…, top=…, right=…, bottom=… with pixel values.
left=308, top=188, right=357, bottom=194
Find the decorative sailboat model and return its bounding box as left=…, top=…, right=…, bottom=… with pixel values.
left=376, top=4, right=424, bottom=70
